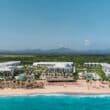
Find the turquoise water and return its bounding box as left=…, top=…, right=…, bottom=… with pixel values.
left=0, top=95, right=110, bottom=110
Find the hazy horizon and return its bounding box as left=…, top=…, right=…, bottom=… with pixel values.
left=0, top=0, right=110, bottom=50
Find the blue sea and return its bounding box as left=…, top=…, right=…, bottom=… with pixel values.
left=0, top=95, right=110, bottom=110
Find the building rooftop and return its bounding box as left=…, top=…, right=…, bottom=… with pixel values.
left=0, top=61, right=21, bottom=67
left=33, top=62, right=73, bottom=69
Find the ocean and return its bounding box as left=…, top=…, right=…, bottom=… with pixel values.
left=0, top=95, right=110, bottom=110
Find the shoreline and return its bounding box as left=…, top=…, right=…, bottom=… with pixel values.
left=1, top=92, right=110, bottom=97
left=1, top=88, right=110, bottom=97
left=0, top=80, right=110, bottom=96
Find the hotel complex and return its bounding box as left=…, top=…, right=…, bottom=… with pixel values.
left=33, top=62, right=75, bottom=73
left=0, top=61, right=23, bottom=72
left=33, top=62, right=75, bottom=80
left=101, top=63, right=110, bottom=77
left=0, top=61, right=110, bottom=81
left=0, top=61, right=24, bottom=80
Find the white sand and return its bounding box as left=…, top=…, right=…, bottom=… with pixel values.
left=0, top=80, right=110, bottom=96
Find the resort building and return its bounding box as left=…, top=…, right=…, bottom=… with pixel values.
left=33, top=62, right=75, bottom=80
left=0, top=61, right=21, bottom=67
left=101, top=63, right=110, bottom=77
left=0, top=61, right=24, bottom=80
left=0, top=61, right=21, bottom=70
left=33, top=62, right=75, bottom=73
left=0, top=61, right=23, bottom=71
left=84, top=62, right=102, bottom=67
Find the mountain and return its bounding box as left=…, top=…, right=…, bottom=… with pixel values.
left=47, top=47, right=76, bottom=54
left=0, top=48, right=110, bottom=55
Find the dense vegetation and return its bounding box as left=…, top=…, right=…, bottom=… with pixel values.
left=0, top=55, right=110, bottom=65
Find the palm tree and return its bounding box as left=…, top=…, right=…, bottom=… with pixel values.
left=108, top=80, right=110, bottom=88
left=86, top=79, right=90, bottom=90
left=86, top=74, right=93, bottom=90
left=63, top=69, right=66, bottom=78
left=33, top=65, right=48, bottom=80
left=25, top=65, right=34, bottom=75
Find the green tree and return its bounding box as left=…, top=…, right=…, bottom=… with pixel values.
left=33, top=65, right=48, bottom=80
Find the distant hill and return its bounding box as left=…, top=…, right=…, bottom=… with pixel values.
left=0, top=48, right=110, bottom=55
left=47, top=47, right=76, bottom=54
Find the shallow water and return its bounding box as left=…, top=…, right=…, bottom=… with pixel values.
left=0, top=95, right=110, bottom=110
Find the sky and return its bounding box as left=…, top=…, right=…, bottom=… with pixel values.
left=0, top=0, right=110, bottom=50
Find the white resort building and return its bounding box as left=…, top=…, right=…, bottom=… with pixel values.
left=0, top=61, right=24, bottom=80
left=33, top=62, right=75, bottom=73
left=84, top=62, right=102, bottom=67
left=0, top=61, right=23, bottom=72
left=33, top=62, right=75, bottom=80
left=101, top=63, right=110, bottom=77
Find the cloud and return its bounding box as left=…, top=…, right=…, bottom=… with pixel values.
left=84, top=40, right=90, bottom=46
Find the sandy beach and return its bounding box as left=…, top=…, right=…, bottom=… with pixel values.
left=0, top=80, right=110, bottom=96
